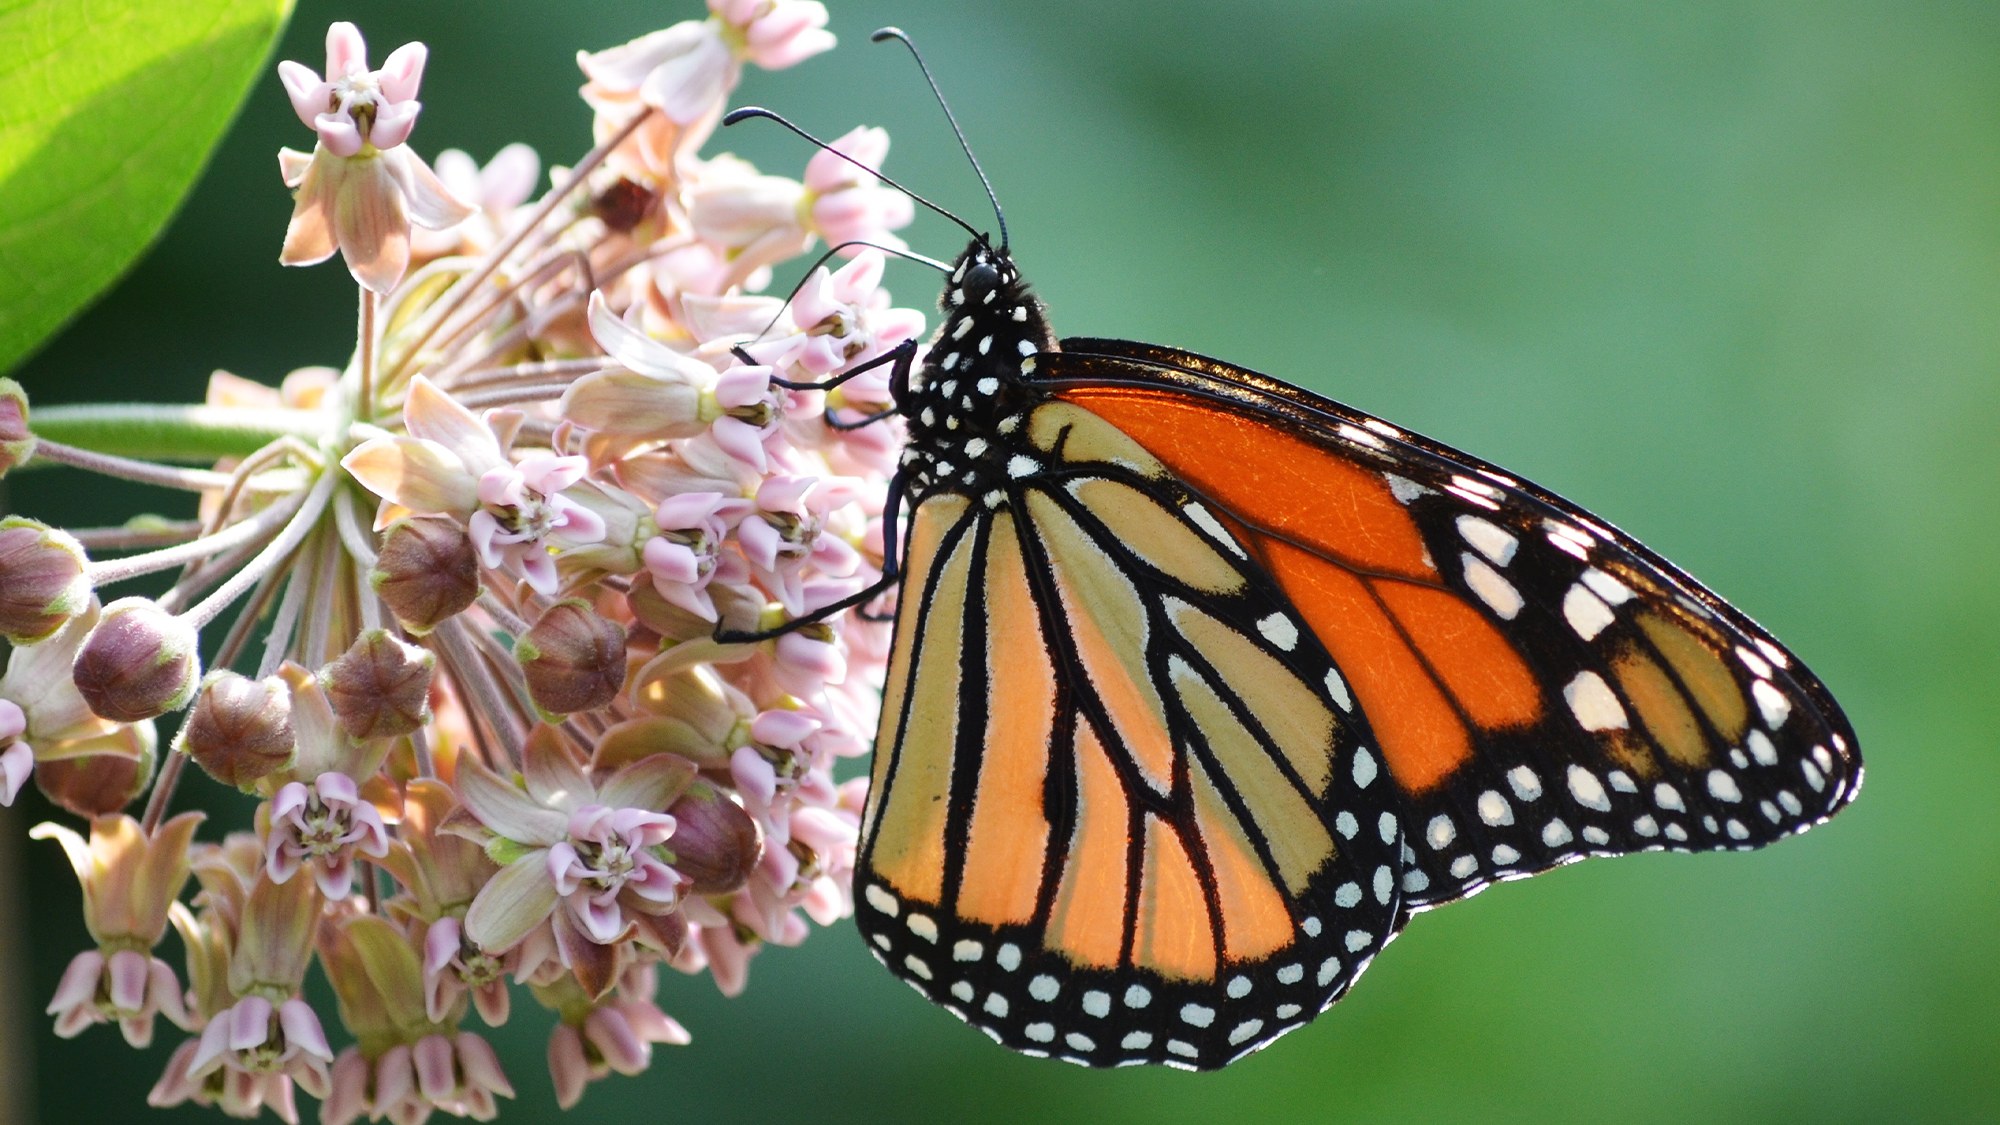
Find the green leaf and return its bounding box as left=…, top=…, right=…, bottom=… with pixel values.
left=0, top=0, right=295, bottom=374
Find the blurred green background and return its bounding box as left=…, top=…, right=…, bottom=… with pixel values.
left=5, top=0, right=1994, bottom=1121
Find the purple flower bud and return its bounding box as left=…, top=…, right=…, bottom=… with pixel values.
left=665, top=782, right=761, bottom=894
left=515, top=601, right=626, bottom=715
left=369, top=517, right=479, bottom=634
left=36, top=730, right=156, bottom=818
left=71, top=598, right=200, bottom=723
left=0, top=377, right=33, bottom=478
left=178, top=671, right=294, bottom=789
left=0, top=517, right=89, bottom=643
left=321, top=629, right=434, bottom=739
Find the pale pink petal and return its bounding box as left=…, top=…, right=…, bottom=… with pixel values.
left=279, top=999, right=333, bottom=1061
left=369, top=99, right=421, bottom=151
left=384, top=147, right=476, bottom=230
left=582, top=1007, right=648, bottom=1075
left=464, top=852, right=562, bottom=953
left=148, top=958, right=190, bottom=1030
left=105, top=949, right=149, bottom=1013
left=481, top=143, right=540, bottom=211
left=413, top=1034, right=456, bottom=1102
left=229, top=996, right=273, bottom=1051
left=638, top=28, right=732, bottom=123
left=325, top=22, right=368, bottom=78
left=547, top=1024, right=589, bottom=1109
left=315, top=113, right=365, bottom=158
left=377, top=41, right=428, bottom=103
left=642, top=538, right=701, bottom=584
left=373, top=1045, right=414, bottom=1116
left=0, top=742, right=33, bottom=805
left=516, top=549, right=561, bottom=596
left=46, top=949, right=102, bottom=1015
left=456, top=759, right=568, bottom=846
left=456, top=1031, right=513, bottom=1096
left=277, top=62, right=330, bottom=130
left=730, top=747, right=777, bottom=808
left=750, top=708, right=819, bottom=747
left=403, top=376, right=507, bottom=475
left=324, top=1049, right=368, bottom=1125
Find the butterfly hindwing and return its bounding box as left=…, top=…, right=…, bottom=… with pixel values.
left=857, top=423, right=1404, bottom=1069
left=1038, top=338, right=1862, bottom=912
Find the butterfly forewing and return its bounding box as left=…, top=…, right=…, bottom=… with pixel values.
left=1039, top=338, right=1862, bottom=911
left=856, top=408, right=1405, bottom=1069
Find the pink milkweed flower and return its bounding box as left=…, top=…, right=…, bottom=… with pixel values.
left=414, top=142, right=542, bottom=259
left=642, top=491, right=752, bottom=622
left=746, top=249, right=925, bottom=378
left=546, top=987, right=689, bottom=1108
left=31, top=811, right=203, bottom=1047
left=469, top=453, right=607, bottom=594
left=323, top=1032, right=514, bottom=1125
left=580, top=2, right=831, bottom=126
left=736, top=474, right=863, bottom=615
left=278, top=22, right=426, bottom=157
left=0, top=699, right=30, bottom=805
left=264, top=771, right=391, bottom=899
left=456, top=728, right=696, bottom=998
left=185, top=995, right=335, bottom=1104
left=344, top=376, right=609, bottom=595
left=803, top=126, right=916, bottom=253
left=422, top=916, right=511, bottom=1027
left=276, top=24, right=474, bottom=293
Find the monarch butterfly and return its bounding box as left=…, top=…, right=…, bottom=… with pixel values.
left=723, top=37, right=1861, bottom=1071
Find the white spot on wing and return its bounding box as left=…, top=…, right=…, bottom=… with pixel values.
left=1477, top=791, right=1513, bottom=826
left=953, top=940, right=983, bottom=962
left=1256, top=614, right=1299, bottom=651
left=1456, top=515, right=1518, bottom=565
left=1340, top=424, right=1387, bottom=449
left=1180, top=1003, right=1215, bottom=1028
left=1006, top=455, right=1038, bottom=479
left=1580, top=568, right=1632, bottom=604
left=1427, top=815, right=1455, bottom=849
left=1747, top=730, right=1779, bottom=766
left=1384, top=473, right=1430, bottom=502
left=1707, top=770, right=1743, bottom=803
left=1567, top=764, right=1612, bottom=811
left=1564, top=671, right=1629, bottom=730
left=1324, top=667, right=1352, bottom=711
left=1508, top=765, right=1542, bottom=801
left=1183, top=503, right=1247, bottom=557
left=1462, top=554, right=1523, bottom=618
left=907, top=914, right=938, bottom=941
left=1352, top=748, right=1378, bottom=788
left=1564, top=584, right=1616, bottom=641
left=905, top=955, right=933, bottom=979
left=1752, top=680, right=1791, bottom=729
left=865, top=885, right=898, bottom=916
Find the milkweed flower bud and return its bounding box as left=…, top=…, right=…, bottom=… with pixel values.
left=516, top=602, right=627, bottom=715
left=0, top=377, right=32, bottom=478
left=178, top=671, right=295, bottom=790
left=370, top=517, right=480, bottom=634
left=0, top=517, right=89, bottom=644
left=32, top=721, right=157, bottom=818
left=71, top=598, right=200, bottom=723
left=321, top=629, right=434, bottom=740
left=664, top=782, right=760, bottom=894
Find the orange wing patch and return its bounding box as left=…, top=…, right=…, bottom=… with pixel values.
left=1135, top=814, right=1216, bottom=981
left=1046, top=723, right=1131, bottom=969
left=957, top=511, right=1056, bottom=926
left=1058, top=387, right=1545, bottom=796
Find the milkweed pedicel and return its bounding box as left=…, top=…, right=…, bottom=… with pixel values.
left=721, top=34, right=1862, bottom=1072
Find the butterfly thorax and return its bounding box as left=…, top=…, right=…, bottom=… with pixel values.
left=897, top=241, right=1058, bottom=495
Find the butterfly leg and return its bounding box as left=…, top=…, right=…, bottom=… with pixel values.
left=731, top=338, right=918, bottom=392
left=711, top=458, right=915, bottom=643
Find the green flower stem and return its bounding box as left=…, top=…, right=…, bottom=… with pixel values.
left=27, top=403, right=329, bottom=464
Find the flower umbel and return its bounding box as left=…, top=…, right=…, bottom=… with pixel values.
left=14, top=5, right=914, bottom=1117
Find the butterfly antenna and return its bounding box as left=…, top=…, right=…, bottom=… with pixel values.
left=746, top=240, right=952, bottom=347
left=870, top=27, right=1009, bottom=252
left=723, top=107, right=987, bottom=245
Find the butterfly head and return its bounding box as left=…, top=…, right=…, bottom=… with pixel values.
left=895, top=241, right=1058, bottom=490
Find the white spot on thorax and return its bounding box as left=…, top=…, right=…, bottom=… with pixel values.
left=976, top=377, right=999, bottom=395
left=978, top=336, right=993, bottom=354
left=952, top=318, right=973, bottom=339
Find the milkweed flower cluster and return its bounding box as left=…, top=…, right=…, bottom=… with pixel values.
left=5, top=2, right=924, bottom=1117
